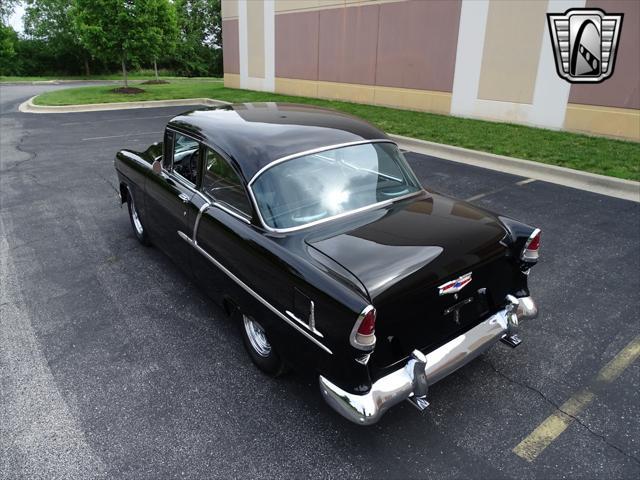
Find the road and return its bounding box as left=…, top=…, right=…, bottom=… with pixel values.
left=1, top=84, right=639, bottom=479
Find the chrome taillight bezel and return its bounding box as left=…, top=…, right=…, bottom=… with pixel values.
left=350, top=305, right=376, bottom=350
left=521, top=228, right=541, bottom=262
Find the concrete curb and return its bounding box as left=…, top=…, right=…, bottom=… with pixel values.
left=391, top=134, right=639, bottom=203
left=19, top=96, right=230, bottom=114
left=2, top=80, right=122, bottom=86
left=18, top=94, right=639, bottom=202
left=3, top=78, right=223, bottom=86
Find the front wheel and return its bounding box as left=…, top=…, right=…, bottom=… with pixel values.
left=127, top=188, right=150, bottom=246
left=240, top=314, right=287, bottom=376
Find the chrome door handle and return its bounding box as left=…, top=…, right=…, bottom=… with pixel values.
left=178, top=193, right=190, bottom=204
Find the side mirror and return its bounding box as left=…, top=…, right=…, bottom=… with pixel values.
left=152, top=160, right=162, bottom=174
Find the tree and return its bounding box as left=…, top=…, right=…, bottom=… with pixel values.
left=0, top=0, right=19, bottom=75
left=24, top=0, right=92, bottom=76
left=0, top=0, right=19, bottom=22
left=145, top=0, right=178, bottom=82
left=173, top=0, right=222, bottom=76
left=74, top=0, right=177, bottom=87
left=0, top=24, right=19, bottom=75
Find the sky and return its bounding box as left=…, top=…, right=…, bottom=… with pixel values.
left=9, top=2, right=25, bottom=33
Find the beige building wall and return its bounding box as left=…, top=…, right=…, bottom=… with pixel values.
left=247, top=0, right=265, bottom=79
left=478, top=1, right=548, bottom=104
left=222, top=0, right=640, bottom=141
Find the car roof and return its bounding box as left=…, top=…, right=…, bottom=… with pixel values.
left=167, top=103, right=390, bottom=181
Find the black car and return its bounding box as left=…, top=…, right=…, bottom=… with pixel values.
left=114, top=103, right=539, bottom=425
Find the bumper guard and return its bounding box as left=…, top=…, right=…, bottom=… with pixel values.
left=319, top=296, right=537, bottom=425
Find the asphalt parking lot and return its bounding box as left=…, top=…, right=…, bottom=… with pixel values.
left=1, top=84, right=639, bottom=479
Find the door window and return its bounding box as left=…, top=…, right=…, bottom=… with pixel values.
left=172, top=133, right=199, bottom=185
left=202, top=148, right=251, bottom=217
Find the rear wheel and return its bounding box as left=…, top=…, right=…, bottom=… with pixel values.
left=240, top=313, right=287, bottom=376
left=127, top=188, right=150, bottom=246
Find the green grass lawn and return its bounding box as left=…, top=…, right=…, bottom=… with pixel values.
left=32, top=80, right=640, bottom=181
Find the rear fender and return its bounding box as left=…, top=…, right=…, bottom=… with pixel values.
left=119, top=183, right=128, bottom=205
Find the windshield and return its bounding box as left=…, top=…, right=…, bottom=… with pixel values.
left=251, top=142, right=422, bottom=230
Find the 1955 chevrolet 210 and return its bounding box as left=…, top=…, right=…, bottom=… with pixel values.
left=115, top=103, right=540, bottom=425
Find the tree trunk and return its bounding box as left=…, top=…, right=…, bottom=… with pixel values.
left=121, top=53, right=128, bottom=88
left=154, top=59, right=159, bottom=82
left=84, top=56, right=90, bottom=77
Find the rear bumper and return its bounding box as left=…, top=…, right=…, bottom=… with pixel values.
left=319, top=296, right=537, bottom=425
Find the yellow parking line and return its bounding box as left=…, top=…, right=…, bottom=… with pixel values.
left=596, top=337, right=640, bottom=383
left=513, top=336, right=640, bottom=462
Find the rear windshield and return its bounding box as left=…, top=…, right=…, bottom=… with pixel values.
left=251, top=142, right=422, bottom=230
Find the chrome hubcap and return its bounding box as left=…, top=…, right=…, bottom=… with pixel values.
left=129, top=191, right=144, bottom=236
left=243, top=315, right=271, bottom=357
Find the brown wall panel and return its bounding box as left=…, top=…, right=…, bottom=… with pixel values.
left=275, top=11, right=319, bottom=80
left=318, top=4, right=379, bottom=85
left=569, top=0, right=640, bottom=109
left=222, top=19, right=239, bottom=75
left=375, top=0, right=461, bottom=93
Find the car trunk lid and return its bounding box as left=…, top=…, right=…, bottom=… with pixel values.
left=306, top=193, right=513, bottom=373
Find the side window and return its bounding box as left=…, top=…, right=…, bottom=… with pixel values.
left=172, top=133, right=199, bottom=184
left=202, top=148, right=251, bottom=217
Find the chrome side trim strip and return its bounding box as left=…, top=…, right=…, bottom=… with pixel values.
left=192, top=202, right=211, bottom=242
left=285, top=309, right=324, bottom=338
left=177, top=231, right=333, bottom=355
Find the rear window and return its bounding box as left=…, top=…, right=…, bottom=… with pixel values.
left=250, top=142, right=421, bottom=230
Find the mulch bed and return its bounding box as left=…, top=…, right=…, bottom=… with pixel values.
left=110, top=87, right=146, bottom=94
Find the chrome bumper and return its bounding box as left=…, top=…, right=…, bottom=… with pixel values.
left=319, top=296, right=537, bottom=425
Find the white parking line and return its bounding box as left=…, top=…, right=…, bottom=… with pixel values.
left=81, top=132, right=159, bottom=141
left=516, top=178, right=537, bottom=186
left=62, top=114, right=173, bottom=126
left=466, top=178, right=538, bottom=202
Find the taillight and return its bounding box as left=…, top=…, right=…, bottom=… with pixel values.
left=350, top=306, right=376, bottom=350
left=521, top=228, right=541, bottom=262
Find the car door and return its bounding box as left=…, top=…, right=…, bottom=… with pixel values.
left=191, top=147, right=333, bottom=365
left=144, top=129, right=201, bottom=270
left=191, top=146, right=255, bottom=302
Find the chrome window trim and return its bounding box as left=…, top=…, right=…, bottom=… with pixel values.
left=165, top=169, right=208, bottom=202
left=177, top=231, right=333, bottom=354
left=201, top=144, right=254, bottom=223
left=165, top=128, right=199, bottom=189
left=165, top=169, right=251, bottom=225
left=248, top=189, right=423, bottom=234
left=163, top=126, right=204, bottom=175
left=246, top=139, right=424, bottom=233
left=163, top=129, right=252, bottom=225
left=211, top=201, right=252, bottom=224
left=171, top=170, right=196, bottom=190
left=247, top=139, right=394, bottom=186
